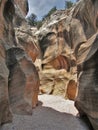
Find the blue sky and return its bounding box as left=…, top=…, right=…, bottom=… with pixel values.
left=27, top=0, right=76, bottom=20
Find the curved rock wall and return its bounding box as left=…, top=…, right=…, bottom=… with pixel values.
left=37, top=9, right=77, bottom=99
left=0, top=0, right=98, bottom=129
left=0, top=0, right=39, bottom=125
left=37, top=0, right=98, bottom=129
left=0, top=0, right=15, bottom=125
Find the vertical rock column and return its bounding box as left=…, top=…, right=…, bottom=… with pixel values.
left=7, top=48, right=39, bottom=114
left=0, top=0, right=14, bottom=125
left=0, top=47, right=12, bottom=125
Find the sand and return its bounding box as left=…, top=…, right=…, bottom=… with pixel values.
left=0, top=94, right=90, bottom=130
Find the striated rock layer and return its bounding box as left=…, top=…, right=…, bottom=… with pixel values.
left=0, top=0, right=98, bottom=129
left=0, top=0, right=39, bottom=125
left=14, top=0, right=40, bottom=110
left=15, top=0, right=28, bottom=16
left=0, top=0, right=15, bottom=125
left=37, top=0, right=98, bottom=129
left=37, top=7, right=77, bottom=99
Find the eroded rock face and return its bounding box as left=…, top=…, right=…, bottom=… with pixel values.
left=37, top=9, right=77, bottom=99
left=39, top=69, right=71, bottom=97
left=15, top=27, right=39, bottom=62
left=14, top=0, right=28, bottom=27
left=14, top=0, right=40, bottom=110
left=38, top=22, right=76, bottom=70
left=38, top=0, right=98, bottom=129
left=0, top=0, right=15, bottom=125
left=0, top=0, right=39, bottom=125
left=66, top=80, right=77, bottom=100
left=7, top=48, right=39, bottom=114
left=14, top=0, right=39, bottom=62
left=15, top=0, right=28, bottom=16
left=73, top=1, right=98, bottom=130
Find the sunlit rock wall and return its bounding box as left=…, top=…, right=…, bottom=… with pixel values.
left=37, top=0, right=98, bottom=129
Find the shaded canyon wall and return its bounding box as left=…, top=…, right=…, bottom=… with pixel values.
left=0, top=0, right=39, bottom=125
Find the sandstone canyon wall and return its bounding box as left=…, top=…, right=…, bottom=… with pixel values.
left=0, top=0, right=39, bottom=125
left=37, top=10, right=77, bottom=99
left=37, top=0, right=98, bottom=129
left=0, top=0, right=98, bottom=130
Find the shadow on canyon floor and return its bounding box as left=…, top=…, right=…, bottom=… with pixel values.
left=0, top=99, right=92, bottom=130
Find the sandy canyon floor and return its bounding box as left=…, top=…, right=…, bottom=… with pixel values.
left=0, top=95, right=91, bottom=130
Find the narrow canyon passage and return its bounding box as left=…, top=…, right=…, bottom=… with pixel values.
left=0, top=0, right=98, bottom=130
left=1, top=95, right=91, bottom=130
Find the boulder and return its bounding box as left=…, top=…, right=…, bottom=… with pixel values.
left=66, top=79, right=77, bottom=100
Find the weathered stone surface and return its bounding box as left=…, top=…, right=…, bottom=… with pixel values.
left=14, top=0, right=39, bottom=62
left=15, top=0, right=28, bottom=16
left=72, top=1, right=98, bottom=130
left=66, top=79, right=77, bottom=100
left=14, top=0, right=28, bottom=27
left=37, top=0, right=98, bottom=129
left=37, top=15, right=77, bottom=98
left=75, top=34, right=98, bottom=130
left=15, top=27, right=39, bottom=62
left=14, top=0, right=40, bottom=110
left=13, top=1, right=40, bottom=110
left=39, top=69, right=73, bottom=97
left=38, top=24, right=76, bottom=70
left=0, top=0, right=15, bottom=125
left=0, top=0, right=39, bottom=125
left=1, top=0, right=98, bottom=129
left=0, top=53, right=12, bottom=125
left=43, top=55, right=70, bottom=71
left=7, top=48, right=39, bottom=114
